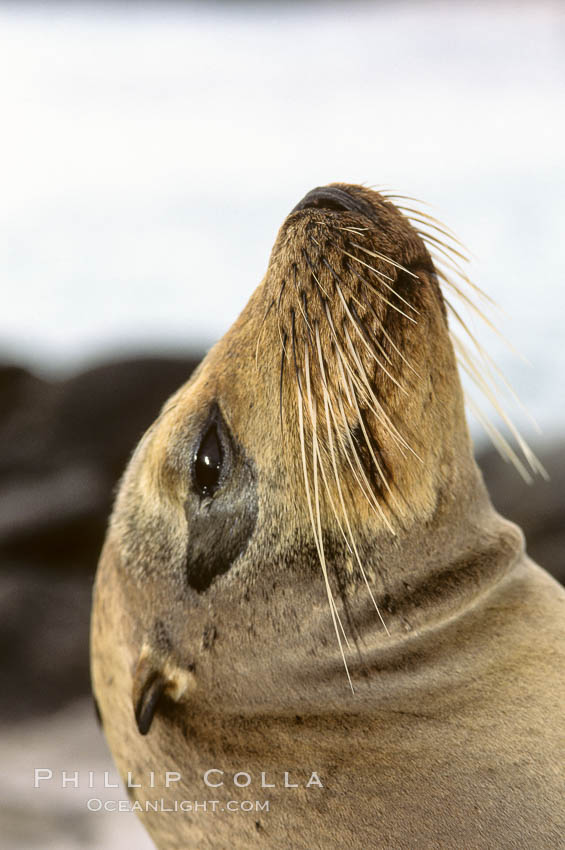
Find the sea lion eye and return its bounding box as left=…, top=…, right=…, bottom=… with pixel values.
left=193, top=424, right=223, bottom=497
left=185, top=408, right=257, bottom=592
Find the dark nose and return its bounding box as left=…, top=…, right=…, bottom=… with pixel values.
left=291, top=185, right=374, bottom=218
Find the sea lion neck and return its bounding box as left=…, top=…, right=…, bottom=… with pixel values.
left=233, top=461, right=527, bottom=713
left=347, top=460, right=525, bottom=638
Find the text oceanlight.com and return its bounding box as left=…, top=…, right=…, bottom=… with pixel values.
left=86, top=799, right=270, bottom=813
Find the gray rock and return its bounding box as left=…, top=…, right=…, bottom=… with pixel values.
left=477, top=443, right=565, bottom=585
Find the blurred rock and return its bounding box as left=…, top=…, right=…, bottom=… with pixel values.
left=0, top=566, right=93, bottom=722
left=0, top=357, right=201, bottom=571
left=476, top=444, right=565, bottom=585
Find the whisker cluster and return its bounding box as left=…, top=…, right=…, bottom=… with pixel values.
left=266, top=190, right=545, bottom=683
left=272, top=223, right=427, bottom=683
left=385, top=194, right=547, bottom=483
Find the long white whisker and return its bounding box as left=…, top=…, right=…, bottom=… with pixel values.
left=297, top=381, right=354, bottom=690
left=341, top=249, right=420, bottom=314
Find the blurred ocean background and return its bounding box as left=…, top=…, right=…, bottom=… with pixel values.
left=0, top=2, right=563, bottom=848
left=1, top=0, right=564, bottom=439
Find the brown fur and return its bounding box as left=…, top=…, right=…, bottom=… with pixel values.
left=91, top=184, right=565, bottom=848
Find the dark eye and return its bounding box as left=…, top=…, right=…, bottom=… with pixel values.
left=193, top=424, right=223, bottom=497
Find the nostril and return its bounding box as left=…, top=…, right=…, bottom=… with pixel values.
left=295, top=187, right=351, bottom=213
left=291, top=186, right=374, bottom=219
left=306, top=197, right=347, bottom=212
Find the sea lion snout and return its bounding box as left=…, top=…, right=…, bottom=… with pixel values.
left=291, top=184, right=376, bottom=219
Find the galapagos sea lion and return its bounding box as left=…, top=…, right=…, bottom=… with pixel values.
left=90, top=184, right=565, bottom=849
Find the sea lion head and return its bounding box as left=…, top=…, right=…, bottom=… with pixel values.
left=92, top=183, right=523, bottom=736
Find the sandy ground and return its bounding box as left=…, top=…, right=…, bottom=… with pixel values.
left=1, top=699, right=154, bottom=850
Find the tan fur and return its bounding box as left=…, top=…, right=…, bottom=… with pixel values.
left=91, top=184, right=565, bottom=849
